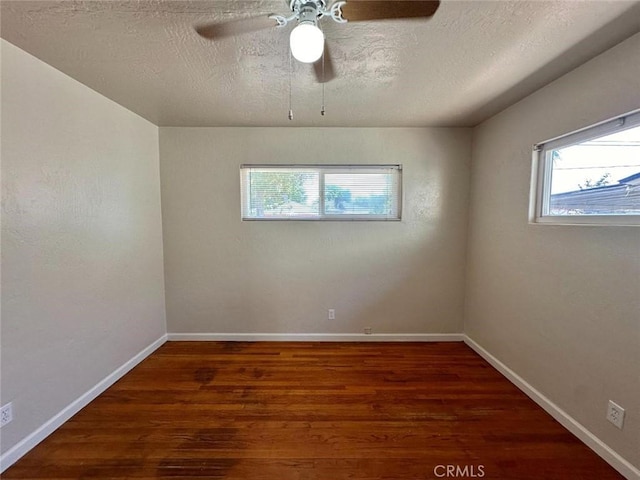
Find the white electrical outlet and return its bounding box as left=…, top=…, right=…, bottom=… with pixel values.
left=328, top=309, right=335, bottom=320
left=364, top=327, right=372, bottom=335
left=0, top=402, right=13, bottom=427
left=606, top=400, right=625, bottom=429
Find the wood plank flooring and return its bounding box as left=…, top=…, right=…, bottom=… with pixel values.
left=4, top=342, right=624, bottom=479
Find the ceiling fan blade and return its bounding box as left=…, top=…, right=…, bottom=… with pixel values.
left=340, top=0, right=440, bottom=21
left=313, top=44, right=336, bottom=83
left=196, top=15, right=278, bottom=40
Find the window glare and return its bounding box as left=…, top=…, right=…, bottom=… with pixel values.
left=549, top=124, right=640, bottom=196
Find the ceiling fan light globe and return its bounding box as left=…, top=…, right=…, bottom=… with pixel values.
left=290, top=22, right=324, bottom=63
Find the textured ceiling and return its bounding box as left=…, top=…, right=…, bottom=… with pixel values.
left=2, top=0, right=639, bottom=127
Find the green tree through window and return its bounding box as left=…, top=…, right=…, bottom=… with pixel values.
left=249, top=171, right=313, bottom=216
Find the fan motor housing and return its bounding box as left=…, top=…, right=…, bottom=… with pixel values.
left=293, top=1, right=326, bottom=20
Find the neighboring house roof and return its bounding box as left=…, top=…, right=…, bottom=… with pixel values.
left=550, top=171, right=640, bottom=215
left=618, top=172, right=640, bottom=186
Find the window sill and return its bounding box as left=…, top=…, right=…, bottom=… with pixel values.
left=530, top=215, right=640, bottom=226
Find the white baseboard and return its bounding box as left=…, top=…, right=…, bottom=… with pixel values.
left=0, top=334, right=168, bottom=473
left=463, top=335, right=640, bottom=480
left=167, top=332, right=464, bottom=342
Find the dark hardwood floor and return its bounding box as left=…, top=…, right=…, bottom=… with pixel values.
left=4, top=342, right=623, bottom=479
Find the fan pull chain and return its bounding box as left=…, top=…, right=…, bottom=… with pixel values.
left=288, top=48, right=293, bottom=121
left=321, top=49, right=326, bottom=116
left=319, top=21, right=326, bottom=117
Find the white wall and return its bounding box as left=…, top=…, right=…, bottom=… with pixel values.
left=160, top=127, right=471, bottom=335
left=0, top=40, right=166, bottom=455
left=465, top=33, right=640, bottom=470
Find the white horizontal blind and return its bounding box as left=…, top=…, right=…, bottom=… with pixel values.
left=241, top=165, right=402, bottom=220
left=535, top=110, right=640, bottom=152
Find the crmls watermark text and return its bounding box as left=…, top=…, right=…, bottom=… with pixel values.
left=433, top=464, right=485, bottom=478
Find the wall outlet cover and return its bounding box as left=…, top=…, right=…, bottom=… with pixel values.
left=0, top=402, right=13, bottom=427
left=606, top=400, right=625, bottom=429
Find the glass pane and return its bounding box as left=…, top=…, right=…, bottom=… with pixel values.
left=324, top=172, right=396, bottom=216
left=241, top=165, right=402, bottom=220
left=548, top=124, right=640, bottom=216
left=247, top=169, right=319, bottom=218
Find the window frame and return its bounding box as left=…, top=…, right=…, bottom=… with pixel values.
left=530, top=109, right=640, bottom=226
left=240, top=164, right=403, bottom=221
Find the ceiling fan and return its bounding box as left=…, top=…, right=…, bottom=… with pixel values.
left=196, top=0, right=441, bottom=83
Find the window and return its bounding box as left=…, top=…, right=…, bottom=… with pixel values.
left=240, top=165, right=402, bottom=220
left=531, top=110, right=640, bottom=225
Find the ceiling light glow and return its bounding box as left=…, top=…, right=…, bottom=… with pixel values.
left=289, top=22, right=324, bottom=63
